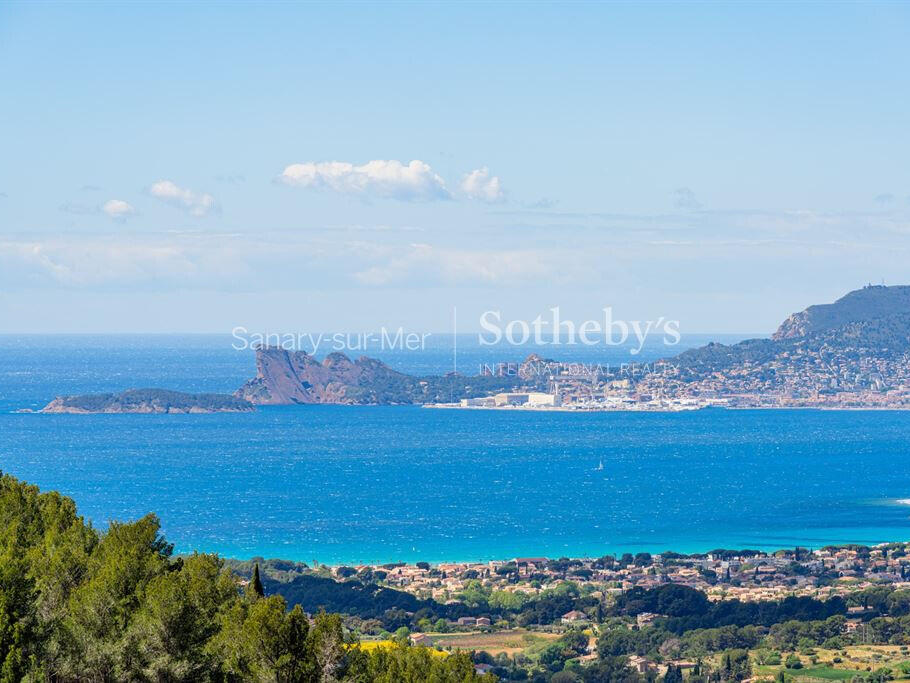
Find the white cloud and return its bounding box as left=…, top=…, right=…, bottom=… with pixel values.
left=102, top=199, right=135, bottom=220
left=278, top=160, right=451, bottom=201
left=149, top=180, right=216, bottom=217
left=461, top=167, right=505, bottom=203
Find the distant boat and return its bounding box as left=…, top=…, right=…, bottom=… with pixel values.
left=595, top=460, right=604, bottom=471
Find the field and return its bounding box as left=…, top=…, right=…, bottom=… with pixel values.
left=752, top=646, right=910, bottom=682
left=783, top=666, right=861, bottom=680
left=355, top=641, right=448, bottom=658
left=427, top=629, right=564, bottom=657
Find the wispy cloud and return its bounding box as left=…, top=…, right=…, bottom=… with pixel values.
left=0, top=232, right=587, bottom=293
left=0, top=235, right=252, bottom=290
left=149, top=180, right=217, bottom=217
left=5, top=205, right=909, bottom=296
left=461, top=167, right=505, bottom=203
left=59, top=199, right=136, bottom=220
left=278, top=159, right=452, bottom=202
left=58, top=202, right=98, bottom=216
left=353, top=243, right=563, bottom=286
left=524, top=197, right=559, bottom=210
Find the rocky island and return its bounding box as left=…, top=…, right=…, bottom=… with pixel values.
left=41, top=388, right=255, bottom=414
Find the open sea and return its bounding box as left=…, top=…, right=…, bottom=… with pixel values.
left=2, top=333, right=910, bottom=564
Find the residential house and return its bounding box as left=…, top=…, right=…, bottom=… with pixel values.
left=562, top=610, right=590, bottom=625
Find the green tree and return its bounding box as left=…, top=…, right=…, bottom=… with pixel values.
left=597, top=629, right=638, bottom=658
left=539, top=642, right=568, bottom=672
left=131, top=553, right=238, bottom=680
left=720, top=649, right=751, bottom=681
left=582, top=655, right=635, bottom=682
left=214, top=595, right=313, bottom=682
left=249, top=562, right=265, bottom=599
left=310, top=610, right=347, bottom=682
left=348, top=642, right=480, bottom=683
left=63, top=514, right=173, bottom=680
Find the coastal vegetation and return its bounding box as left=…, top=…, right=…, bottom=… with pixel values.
left=0, top=472, right=484, bottom=681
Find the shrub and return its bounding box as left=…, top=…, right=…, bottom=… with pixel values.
left=786, top=654, right=803, bottom=670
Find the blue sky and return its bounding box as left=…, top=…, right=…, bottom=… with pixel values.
left=1, top=1, right=909, bottom=333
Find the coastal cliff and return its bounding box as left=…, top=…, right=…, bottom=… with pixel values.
left=234, top=348, right=422, bottom=405
left=234, top=347, right=528, bottom=406
left=41, top=389, right=254, bottom=414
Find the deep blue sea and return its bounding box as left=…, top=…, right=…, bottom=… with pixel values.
left=2, top=334, right=910, bottom=564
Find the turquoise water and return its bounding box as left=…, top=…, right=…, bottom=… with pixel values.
left=2, top=335, right=910, bottom=564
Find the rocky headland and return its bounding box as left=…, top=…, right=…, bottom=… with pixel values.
left=233, top=346, right=526, bottom=405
